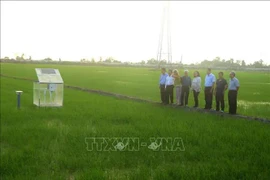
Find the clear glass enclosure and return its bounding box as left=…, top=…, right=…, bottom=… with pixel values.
left=33, top=82, right=63, bottom=107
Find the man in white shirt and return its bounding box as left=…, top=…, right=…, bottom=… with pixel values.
left=165, top=69, right=174, bottom=104
left=204, top=68, right=216, bottom=110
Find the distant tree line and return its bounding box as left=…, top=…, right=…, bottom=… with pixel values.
left=80, top=57, right=122, bottom=64
left=1, top=54, right=269, bottom=68
left=3, top=54, right=54, bottom=63
left=137, top=56, right=269, bottom=68
left=197, top=57, right=267, bottom=68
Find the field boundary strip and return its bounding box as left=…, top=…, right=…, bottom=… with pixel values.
left=1, top=74, right=270, bottom=124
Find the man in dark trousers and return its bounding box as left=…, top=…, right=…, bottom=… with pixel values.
left=159, top=68, right=168, bottom=104
left=180, top=70, right=191, bottom=106
left=215, top=72, right=228, bottom=112
left=228, top=71, right=240, bottom=114
left=204, top=68, right=216, bottom=110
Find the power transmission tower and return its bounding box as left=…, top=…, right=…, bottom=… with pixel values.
left=157, top=1, right=172, bottom=68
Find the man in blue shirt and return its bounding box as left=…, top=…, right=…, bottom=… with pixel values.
left=228, top=71, right=240, bottom=114
left=204, top=68, right=216, bottom=110
left=180, top=70, right=191, bottom=106
left=159, top=68, right=168, bottom=104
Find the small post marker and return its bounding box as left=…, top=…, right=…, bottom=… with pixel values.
left=15, top=91, right=23, bottom=109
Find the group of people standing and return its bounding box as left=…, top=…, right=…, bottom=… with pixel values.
left=159, top=68, right=240, bottom=114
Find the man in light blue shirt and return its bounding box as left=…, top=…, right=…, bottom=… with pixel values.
left=228, top=71, right=240, bottom=114
left=159, top=68, right=168, bottom=104
left=204, top=68, right=216, bottom=109
left=228, top=73, right=240, bottom=91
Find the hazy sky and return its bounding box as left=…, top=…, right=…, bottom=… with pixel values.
left=1, top=1, right=270, bottom=64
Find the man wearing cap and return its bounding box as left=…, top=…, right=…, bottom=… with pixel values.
left=228, top=71, right=240, bottom=114
left=159, top=68, right=168, bottom=104
left=204, top=68, right=216, bottom=110
left=180, top=70, right=191, bottom=106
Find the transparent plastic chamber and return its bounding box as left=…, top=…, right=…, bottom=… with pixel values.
left=33, top=68, right=64, bottom=107
left=33, top=83, right=63, bottom=107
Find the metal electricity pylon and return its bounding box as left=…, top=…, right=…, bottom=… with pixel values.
left=157, top=1, right=172, bottom=68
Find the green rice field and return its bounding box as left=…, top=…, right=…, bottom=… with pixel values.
left=1, top=63, right=270, bottom=179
